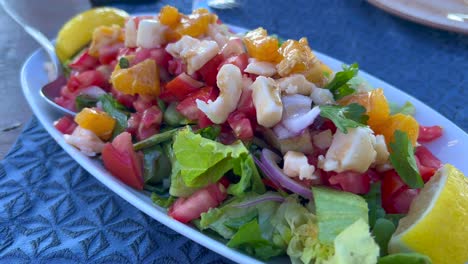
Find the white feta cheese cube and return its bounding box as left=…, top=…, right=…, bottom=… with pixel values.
left=320, top=127, right=377, bottom=173
left=277, top=74, right=315, bottom=95
left=124, top=19, right=137, bottom=47
left=136, top=19, right=167, bottom=48
left=244, top=59, right=277, bottom=77
left=283, top=151, right=317, bottom=180
left=251, top=76, right=283, bottom=127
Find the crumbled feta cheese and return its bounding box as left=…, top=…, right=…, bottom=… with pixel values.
left=64, top=127, right=106, bottom=156
left=283, top=151, right=317, bottom=180
left=320, top=127, right=377, bottom=173
left=124, top=19, right=137, bottom=47
left=207, top=23, right=232, bottom=47
left=196, top=64, right=243, bottom=124
left=136, top=19, right=167, bottom=48
left=251, top=76, right=283, bottom=127
left=277, top=74, right=315, bottom=95
left=310, top=87, right=335, bottom=105
left=313, top=129, right=333, bottom=150
left=244, top=59, right=277, bottom=77
left=166, top=35, right=220, bottom=74
left=374, top=135, right=390, bottom=165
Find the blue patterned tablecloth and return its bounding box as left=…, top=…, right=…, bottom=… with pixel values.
left=1, top=1, right=467, bottom=263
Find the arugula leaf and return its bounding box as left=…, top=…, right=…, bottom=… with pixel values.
left=119, top=57, right=130, bottom=69
left=389, top=130, right=424, bottom=188
left=325, top=63, right=359, bottom=100
left=99, top=94, right=129, bottom=138
left=362, top=182, right=386, bottom=229
left=371, top=218, right=396, bottom=256
left=319, top=103, right=369, bottom=133
left=151, top=193, right=176, bottom=208
left=75, top=94, right=98, bottom=111
left=389, top=101, right=416, bottom=116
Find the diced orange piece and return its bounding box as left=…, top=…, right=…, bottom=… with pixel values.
left=277, top=37, right=331, bottom=86
left=111, top=58, right=160, bottom=96
left=339, top=88, right=390, bottom=130
left=160, top=5, right=180, bottom=27
left=243, top=27, right=282, bottom=63
left=175, top=8, right=217, bottom=38
left=89, top=25, right=124, bottom=57
left=75, top=108, right=116, bottom=140
left=374, top=113, right=419, bottom=146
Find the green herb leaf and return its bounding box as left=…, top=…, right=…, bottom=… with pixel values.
left=325, top=63, right=359, bottom=100
left=99, top=94, right=130, bottom=138
left=143, top=145, right=171, bottom=186
left=151, top=193, right=176, bottom=208
left=119, top=57, right=130, bottom=69
left=389, top=101, right=416, bottom=116
left=75, top=95, right=98, bottom=111
left=384, top=214, right=405, bottom=227
left=389, top=130, right=424, bottom=188
left=319, top=103, right=369, bottom=133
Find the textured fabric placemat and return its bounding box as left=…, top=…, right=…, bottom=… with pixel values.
left=1, top=0, right=467, bottom=263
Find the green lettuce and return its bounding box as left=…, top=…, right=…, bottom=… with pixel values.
left=172, top=128, right=265, bottom=194
left=323, top=219, right=379, bottom=264
left=312, top=187, right=369, bottom=244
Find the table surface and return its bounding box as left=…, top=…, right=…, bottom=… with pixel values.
left=0, top=0, right=467, bottom=262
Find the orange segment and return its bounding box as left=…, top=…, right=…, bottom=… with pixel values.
left=75, top=108, right=116, bottom=140
left=111, top=58, right=160, bottom=96
left=243, top=27, right=282, bottom=63
left=374, top=113, right=419, bottom=146
left=339, top=88, right=390, bottom=129
left=174, top=8, right=217, bottom=38
left=277, top=37, right=331, bottom=87
left=159, top=5, right=180, bottom=27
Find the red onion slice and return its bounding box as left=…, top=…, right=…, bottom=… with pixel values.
left=232, top=193, right=286, bottom=208
left=259, top=149, right=312, bottom=199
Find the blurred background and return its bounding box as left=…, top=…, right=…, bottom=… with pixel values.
left=0, top=0, right=467, bottom=158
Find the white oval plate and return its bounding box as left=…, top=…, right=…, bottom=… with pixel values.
left=21, top=26, right=467, bottom=264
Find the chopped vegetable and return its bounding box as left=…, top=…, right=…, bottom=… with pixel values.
left=99, top=94, right=129, bottom=138
left=377, top=253, right=432, bottom=264
left=325, top=63, right=359, bottom=100
left=389, top=130, right=423, bottom=189
left=75, top=94, right=98, bottom=111
left=319, top=103, right=369, bottom=133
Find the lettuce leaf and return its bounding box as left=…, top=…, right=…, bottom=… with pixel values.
left=323, top=219, right=379, bottom=264
left=172, top=128, right=265, bottom=194
left=312, top=187, right=369, bottom=244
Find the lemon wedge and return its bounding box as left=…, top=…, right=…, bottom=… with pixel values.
left=55, top=7, right=128, bottom=63
left=388, top=164, right=468, bottom=264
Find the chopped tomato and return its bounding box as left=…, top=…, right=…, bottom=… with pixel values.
left=328, top=171, right=371, bottom=194
left=98, top=42, right=124, bottom=65
left=134, top=48, right=173, bottom=69
left=236, top=88, right=256, bottom=119
left=418, top=125, right=443, bottom=142
left=168, top=182, right=228, bottom=223
left=168, top=59, right=186, bottom=76
left=102, top=132, right=144, bottom=189
left=68, top=49, right=99, bottom=72
left=381, top=170, right=418, bottom=214
left=133, top=95, right=157, bottom=113
left=176, top=86, right=218, bottom=120
left=111, top=87, right=137, bottom=109
left=54, top=116, right=77, bottom=135
left=164, top=73, right=203, bottom=101
left=197, top=111, right=214, bottom=129
left=118, top=47, right=136, bottom=58
left=227, top=111, right=254, bottom=140
left=415, top=145, right=443, bottom=169
left=415, top=156, right=437, bottom=182
left=219, top=53, right=249, bottom=73
left=67, top=70, right=108, bottom=92
left=197, top=54, right=224, bottom=86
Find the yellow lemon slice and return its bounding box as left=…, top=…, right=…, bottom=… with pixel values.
left=388, top=164, right=468, bottom=264
left=55, top=7, right=128, bottom=63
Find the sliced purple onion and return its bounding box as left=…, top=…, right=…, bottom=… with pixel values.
left=272, top=123, right=301, bottom=140
left=232, top=193, right=286, bottom=208
left=282, top=106, right=320, bottom=134
left=259, top=149, right=312, bottom=199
